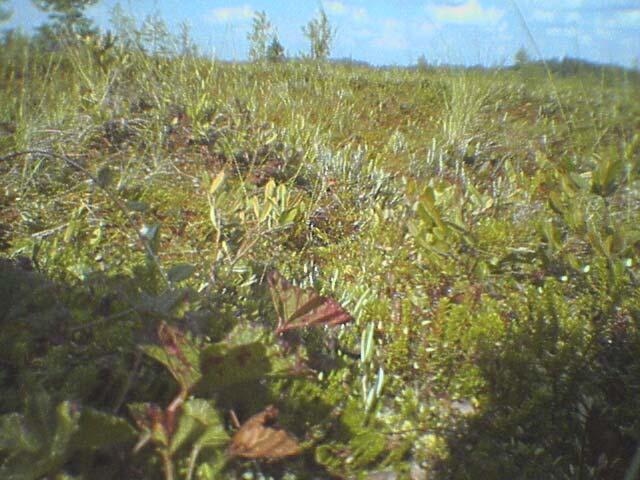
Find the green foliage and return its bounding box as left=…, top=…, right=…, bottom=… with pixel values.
left=302, top=8, right=335, bottom=61
left=266, top=35, right=286, bottom=63
left=247, top=11, right=272, bottom=63
left=0, top=391, right=135, bottom=479
left=33, top=0, right=99, bottom=41
left=0, top=11, right=639, bottom=478
left=0, top=0, right=11, bottom=22
left=514, top=47, right=531, bottom=67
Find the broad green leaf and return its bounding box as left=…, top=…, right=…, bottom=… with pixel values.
left=136, top=289, right=188, bottom=316
left=49, top=402, right=81, bottom=461
left=142, top=323, right=202, bottom=393
left=194, top=424, right=229, bottom=449
left=167, top=263, right=197, bottom=283
left=182, top=399, right=219, bottom=425
left=198, top=342, right=272, bottom=392
left=72, top=408, right=136, bottom=451
left=170, top=399, right=227, bottom=454
left=0, top=414, right=23, bottom=452
left=170, top=414, right=197, bottom=454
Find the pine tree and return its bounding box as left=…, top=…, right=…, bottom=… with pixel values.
left=514, top=47, right=531, bottom=68
left=266, top=35, right=285, bottom=63
left=0, top=0, right=12, bottom=22
left=32, top=0, right=99, bottom=41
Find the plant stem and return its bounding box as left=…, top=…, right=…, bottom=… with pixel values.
left=161, top=449, right=175, bottom=480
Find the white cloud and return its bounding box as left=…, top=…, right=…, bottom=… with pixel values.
left=611, top=9, right=640, bottom=27
left=531, top=9, right=582, bottom=25
left=524, top=0, right=583, bottom=9
left=427, top=0, right=504, bottom=25
left=371, top=19, right=408, bottom=50
left=352, top=7, right=368, bottom=22
left=206, top=5, right=253, bottom=23
left=323, top=1, right=368, bottom=22
left=418, top=21, right=439, bottom=35
left=545, top=25, right=591, bottom=42
left=352, top=27, right=375, bottom=39
left=324, top=1, right=347, bottom=15
left=557, top=26, right=576, bottom=36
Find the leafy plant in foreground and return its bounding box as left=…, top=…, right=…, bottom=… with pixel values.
left=0, top=391, right=135, bottom=479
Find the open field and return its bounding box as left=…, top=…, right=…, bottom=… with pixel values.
left=1, top=30, right=639, bottom=479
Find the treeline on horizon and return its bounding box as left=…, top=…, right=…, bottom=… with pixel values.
left=0, top=0, right=638, bottom=80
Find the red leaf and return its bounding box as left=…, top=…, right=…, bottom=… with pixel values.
left=267, top=271, right=353, bottom=334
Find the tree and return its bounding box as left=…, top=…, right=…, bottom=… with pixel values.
left=32, top=0, right=99, bottom=39
left=177, top=21, right=198, bottom=57
left=0, top=0, right=12, bottom=23
left=247, top=10, right=272, bottom=62
left=302, top=8, right=334, bottom=61
left=514, top=47, right=531, bottom=67
left=416, top=54, right=429, bottom=71
left=266, top=35, right=285, bottom=63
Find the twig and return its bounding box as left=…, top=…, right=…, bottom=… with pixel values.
left=31, top=223, right=69, bottom=239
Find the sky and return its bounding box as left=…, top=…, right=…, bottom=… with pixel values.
left=5, top=0, right=640, bottom=67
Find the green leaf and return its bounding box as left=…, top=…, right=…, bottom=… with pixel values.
left=350, top=430, right=386, bottom=466
left=136, top=289, right=188, bottom=316
left=167, top=264, right=197, bottom=283
left=591, top=154, right=624, bottom=197
left=315, top=444, right=344, bottom=472
left=209, top=169, right=225, bottom=196
left=126, top=200, right=149, bottom=212
left=360, top=322, right=374, bottom=364
left=49, top=402, right=81, bottom=461
left=72, top=408, right=136, bottom=451
left=129, top=403, right=169, bottom=449
left=171, top=399, right=228, bottom=455
left=142, top=323, right=203, bottom=393
left=96, top=166, right=113, bottom=188
left=139, top=224, right=159, bottom=242
left=198, top=342, right=273, bottom=392
left=170, top=413, right=197, bottom=454
left=0, top=414, right=26, bottom=452
left=0, top=399, right=82, bottom=480
left=194, top=424, right=229, bottom=449
left=548, top=192, right=565, bottom=215
left=182, top=399, right=219, bottom=425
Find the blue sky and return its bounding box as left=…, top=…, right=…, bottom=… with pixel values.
left=6, top=0, right=640, bottom=67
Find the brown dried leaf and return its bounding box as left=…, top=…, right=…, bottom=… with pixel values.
left=228, top=405, right=302, bottom=460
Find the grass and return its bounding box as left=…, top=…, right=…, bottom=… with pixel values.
left=0, top=23, right=639, bottom=480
